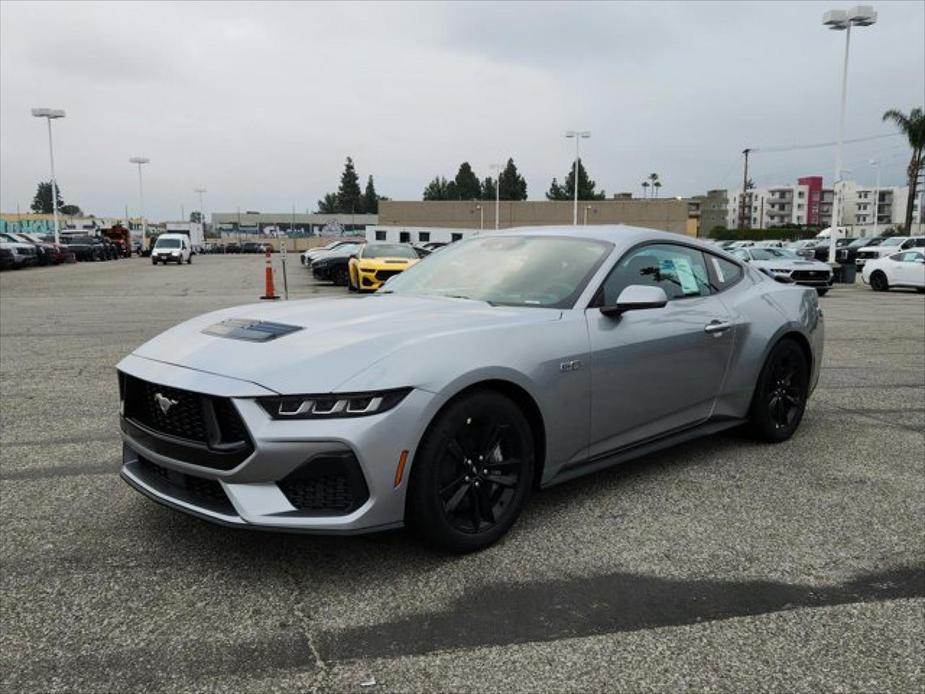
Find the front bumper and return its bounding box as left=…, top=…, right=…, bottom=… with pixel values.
left=117, top=354, right=428, bottom=534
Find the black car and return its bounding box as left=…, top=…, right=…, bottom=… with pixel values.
left=0, top=247, right=15, bottom=270
left=62, top=235, right=108, bottom=261
left=810, top=237, right=856, bottom=262
left=310, top=243, right=363, bottom=285
left=836, top=236, right=885, bottom=265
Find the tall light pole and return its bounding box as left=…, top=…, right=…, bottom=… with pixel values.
left=869, top=159, right=881, bottom=238
left=194, top=187, right=207, bottom=234
left=490, top=163, right=501, bottom=230
left=31, top=108, right=66, bottom=244
left=129, top=157, right=150, bottom=249
left=565, top=130, right=590, bottom=225
left=822, top=5, right=877, bottom=263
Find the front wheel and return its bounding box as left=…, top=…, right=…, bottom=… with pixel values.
left=187, top=255, right=192, bottom=264
left=407, top=390, right=534, bottom=553
left=870, top=271, right=889, bottom=292
left=749, top=338, right=809, bottom=443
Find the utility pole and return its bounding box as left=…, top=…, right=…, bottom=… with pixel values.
left=739, top=148, right=751, bottom=229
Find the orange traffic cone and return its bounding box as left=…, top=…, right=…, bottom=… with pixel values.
left=260, top=248, right=279, bottom=300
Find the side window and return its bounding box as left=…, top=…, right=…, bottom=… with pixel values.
left=399, top=232, right=410, bottom=243
left=898, top=252, right=921, bottom=262
left=913, top=238, right=925, bottom=247
left=451, top=233, right=463, bottom=242
left=600, top=244, right=712, bottom=305
left=707, top=255, right=744, bottom=291
left=375, top=231, right=386, bottom=241
left=418, top=232, right=431, bottom=242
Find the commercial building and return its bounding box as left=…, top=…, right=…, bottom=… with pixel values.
left=371, top=199, right=693, bottom=243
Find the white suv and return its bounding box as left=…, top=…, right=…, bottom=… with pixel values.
left=151, top=234, right=192, bottom=265
left=854, top=236, right=924, bottom=269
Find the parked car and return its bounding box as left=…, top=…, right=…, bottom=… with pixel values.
left=731, top=247, right=834, bottom=295
left=861, top=249, right=925, bottom=292
left=0, top=246, right=14, bottom=271
left=854, top=236, right=925, bottom=269
left=117, top=226, right=824, bottom=552
left=4, top=232, right=68, bottom=265
left=785, top=240, right=818, bottom=259
left=836, top=236, right=885, bottom=266
left=310, top=243, right=364, bottom=285
left=807, top=237, right=856, bottom=262
left=61, top=235, right=109, bottom=261
left=0, top=233, right=40, bottom=266
left=151, top=233, right=193, bottom=264
left=224, top=243, right=241, bottom=254
left=348, top=243, right=420, bottom=292
left=301, top=240, right=361, bottom=266
left=0, top=238, right=36, bottom=268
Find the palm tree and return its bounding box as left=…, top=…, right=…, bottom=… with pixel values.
left=641, top=181, right=650, bottom=198
left=647, top=173, right=660, bottom=194
left=653, top=181, right=662, bottom=199
left=883, top=107, right=925, bottom=233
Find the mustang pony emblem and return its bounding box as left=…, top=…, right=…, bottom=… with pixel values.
left=154, top=392, right=179, bottom=415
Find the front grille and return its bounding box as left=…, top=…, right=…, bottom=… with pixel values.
left=374, top=269, right=402, bottom=282
left=278, top=454, right=369, bottom=515
left=792, top=270, right=830, bottom=281
left=120, top=373, right=254, bottom=470
left=123, top=375, right=208, bottom=442
left=136, top=457, right=234, bottom=513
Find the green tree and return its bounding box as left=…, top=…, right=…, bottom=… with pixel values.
left=30, top=181, right=64, bottom=213
left=882, top=107, right=925, bottom=233
left=336, top=157, right=363, bottom=213
left=423, top=176, right=452, bottom=200
left=480, top=176, right=496, bottom=201
left=362, top=175, right=381, bottom=214
left=549, top=159, right=605, bottom=201
left=189, top=211, right=202, bottom=224
left=59, top=204, right=82, bottom=216
left=454, top=162, right=481, bottom=200
left=498, top=158, right=527, bottom=200
left=316, top=193, right=338, bottom=214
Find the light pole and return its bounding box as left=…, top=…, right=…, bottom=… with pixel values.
left=31, top=108, right=65, bottom=244
left=490, top=163, right=501, bottom=230
left=129, top=157, right=150, bottom=249
left=566, top=130, right=590, bottom=225
left=194, top=187, right=207, bottom=235
left=475, top=204, right=484, bottom=231
left=869, top=159, right=881, bottom=238
left=822, top=5, right=877, bottom=263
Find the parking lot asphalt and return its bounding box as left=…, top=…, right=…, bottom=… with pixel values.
left=1, top=255, right=923, bottom=693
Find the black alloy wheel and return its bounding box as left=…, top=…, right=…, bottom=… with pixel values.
left=408, top=390, right=534, bottom=553
left=749, top=338, right=809, bottom=443
left=332, top=266, right=349, bottom=286
left=869, top=271, right=889, bottom=292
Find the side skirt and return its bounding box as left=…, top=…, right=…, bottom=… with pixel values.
left=543, top=417, right=745, bottom=488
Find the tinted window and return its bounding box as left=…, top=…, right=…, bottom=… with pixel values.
left=362, top=244, right=418, bottom=259
left=418, top=232, right=430, bottom=242
left=708, top=255, right=744, bottom=290
left=912, top=238, right=925, bottom=247
left=601, top=244, right=712, bottom=304
left=399, top=232, right=410, bottom=243
left=375, top=231, right=386, bottom=241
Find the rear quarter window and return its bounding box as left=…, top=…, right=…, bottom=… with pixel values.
left=707, top=255, right=743, bottom=291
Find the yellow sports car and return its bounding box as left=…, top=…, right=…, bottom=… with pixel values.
left=348, top=243, right=420, bottom=292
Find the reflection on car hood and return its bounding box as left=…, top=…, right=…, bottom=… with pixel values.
left=132, top=294, right=562, bottom=393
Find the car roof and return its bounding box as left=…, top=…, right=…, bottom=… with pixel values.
left=494, top=224, right=716, bottom=253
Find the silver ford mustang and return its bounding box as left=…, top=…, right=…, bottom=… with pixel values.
left=118, top=226, right=824, bottom=552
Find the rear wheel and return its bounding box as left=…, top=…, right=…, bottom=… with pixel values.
left=870, top=271, right=889, bottom=292
left=407, top=390, right=534, bottom=553
left=749, top=338, right=809, bottom=443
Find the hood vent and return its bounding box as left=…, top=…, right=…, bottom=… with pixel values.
left=202, top=318, right=302, bottom=342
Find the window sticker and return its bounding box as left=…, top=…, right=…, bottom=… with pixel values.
left=662, top=257, right=700, bottom=295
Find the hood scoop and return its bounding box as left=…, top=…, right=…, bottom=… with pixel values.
left=202, top=318, right=303, bottom=342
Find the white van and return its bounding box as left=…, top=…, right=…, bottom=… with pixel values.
left=151, top=233, right=192, bottom=265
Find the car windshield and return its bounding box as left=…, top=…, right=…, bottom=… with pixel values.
left=849, top=237, right=877, bottom=248
left=381, top=235, right=612, bottom=308
left=880, top=238, right=905, bottom=246
left=363, top=244, right=418, bottom=259
left=750, top=248, right=797, bottom=260
left=156, top=238, right=181, bottom=248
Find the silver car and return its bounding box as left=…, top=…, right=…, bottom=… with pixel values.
left=731, top=246, right=834, bottom=295
left=118, top=226, right=823, bottom=552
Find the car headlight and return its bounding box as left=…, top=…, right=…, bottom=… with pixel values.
left=258, top=388, right=411, bottom=419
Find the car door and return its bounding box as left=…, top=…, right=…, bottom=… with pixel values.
left=585, top=243, right=736, bottom=457
left=893, top=251, right=925, bottom=286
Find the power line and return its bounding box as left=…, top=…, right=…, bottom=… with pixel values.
left=752, top=132, right=901, bottom=154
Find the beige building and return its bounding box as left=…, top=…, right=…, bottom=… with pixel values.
left=377, top=199, right=694, bottom=236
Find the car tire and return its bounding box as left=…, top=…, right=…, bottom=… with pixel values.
left=151, top=258, right=157, bottom=265
left=869, top=271, right=889, bottom=292
left=187, top=256, right=192, bottom=264
left=748, top=338, right=809, bottom=444
left=407, top=390, right=534, bottom=553
left=816, top=288, right=828, bottom=296
left=332, top=266, right=349, bottom=286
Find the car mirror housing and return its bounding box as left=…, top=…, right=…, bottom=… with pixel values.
left=600, top=285, right=669, bottom=318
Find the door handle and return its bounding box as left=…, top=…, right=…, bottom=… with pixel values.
left=704, top=320, right=732, bottom=335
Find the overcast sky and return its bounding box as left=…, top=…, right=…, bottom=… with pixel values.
left=1, top=1, right=923, bottom=220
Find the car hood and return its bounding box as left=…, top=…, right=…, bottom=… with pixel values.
left=131, top=294, right=562, bottom=394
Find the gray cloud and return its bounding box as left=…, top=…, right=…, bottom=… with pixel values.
left=1, top=1, right=922, bottom=220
